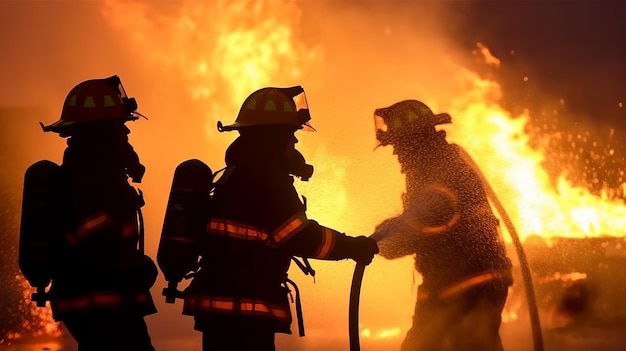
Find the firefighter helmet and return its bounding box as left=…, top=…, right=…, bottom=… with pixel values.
left=217, top=86, right=315, bottom=132
left=41, top=75, right=139, bottom=136
left=374, top=100, right=451, bottom=146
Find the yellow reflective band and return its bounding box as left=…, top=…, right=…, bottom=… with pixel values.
left=240, top=299, right=290, bottom=320
left=313, top=227, right=335, bottom=259
left=272, top=214, right=307, bottom=245
left=208, top=219, right=268, bottom=241
left=264, top=100, right=277, bottom=111
left=418, top=105, right=431, bottom=116
left=407, top=110, right=418, bottom=122
left=52, top=291, right=149, bottom=312
left=67, top=95, right=77, bottom=106
left=185, top=296, right=291, bottom=322
left=245, top=99, right=257, bottom=110
left=83, top=96, right=95, bottom=108
left=103, top=95, right=116, bottom=107
left=197, top=296, right=234, bottom=311
left=283, top=101, right=294, bottom=112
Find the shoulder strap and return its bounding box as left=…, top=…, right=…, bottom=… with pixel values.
left=291, top=257, right=316, bottom=282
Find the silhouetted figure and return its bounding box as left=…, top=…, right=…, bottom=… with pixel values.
left=371, top=100, right=512, bottom=351
left=19, top=76, right=157, bottom=351
left=161, top=86, right=378, bottom=351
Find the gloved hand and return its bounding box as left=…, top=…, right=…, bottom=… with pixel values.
left=370, top=217, right=397, bottom=242
left=350, top=236, right=379, bottom=265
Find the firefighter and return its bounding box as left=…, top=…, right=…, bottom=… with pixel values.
left=179, top=86, right=379, bottom=351
left=370, top=100, right=513, bottom=351
left=22, top=76, right=158, bottom=351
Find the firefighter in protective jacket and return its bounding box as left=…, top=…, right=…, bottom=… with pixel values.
left=370, top=100, right=513, bottom=351
left=178, top=86, right=379, bottom=351
left=20, top=76, right=158, bottom=351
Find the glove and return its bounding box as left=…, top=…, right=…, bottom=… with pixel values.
left=370, top=217, right=398, bottom=242
left=350, top=236, right=379, bottom=265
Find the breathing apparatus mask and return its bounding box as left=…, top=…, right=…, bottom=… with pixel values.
left=288, top=149, right=314, bottom=181
left=64, top=121, right=145, bottom=183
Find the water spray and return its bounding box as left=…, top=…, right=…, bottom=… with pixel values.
left=348, top=145, right=544, bottom=351
left=456, top=145, right=544, bottom=351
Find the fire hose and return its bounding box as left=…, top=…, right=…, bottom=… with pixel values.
left=348, top=145, right=544, bottom=351
left=457, top=145, right=544, bottom=351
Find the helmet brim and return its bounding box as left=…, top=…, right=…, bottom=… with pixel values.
left=41, top=114, right=138, bottom=134
left=217, top=120, right=315, bottom=132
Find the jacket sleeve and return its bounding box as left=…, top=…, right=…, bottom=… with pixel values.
left=371, top=216, right=419, bottom=259
left=265, top=211, right=363, bottom=260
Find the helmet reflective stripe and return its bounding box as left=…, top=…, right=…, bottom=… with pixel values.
left=83, top=96, right=95, bottom=108
left=218, top=86, right=314, bottom=131
left=103, top=95, right=117, bottom=107
left=284, top=101, right=294, bottom=112
left=67, top=95, right=78, bottom=106
left=264, top=100, right=277, bottom=111
left=41, top=75, right=139, bottom=135
left=245, top=99, right=257, bottom=110
left=374, top=100, right=451, bottom=145
left=391, top=116, right=403, bottom=129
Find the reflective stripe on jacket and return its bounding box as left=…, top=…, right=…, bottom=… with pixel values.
left=417, top=269, right=513, bottom=301
left=183, top=294, right=291, bottom=324
left=51, top=290, right=154, bottom=315
left=207, top=215, right=338, bottom=259
left=66, top=212, right=138, bottom=245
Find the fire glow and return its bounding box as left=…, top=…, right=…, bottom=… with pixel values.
left=11, top=0, right=626, bottom=347
left=103, top=0, right=626, bottom=242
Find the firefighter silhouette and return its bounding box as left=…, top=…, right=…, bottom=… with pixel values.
left=19, top=76, right=158, bottom=351
left=158, top=86, right=378, bottom=351
left=371, top=100, right=513, bottom=351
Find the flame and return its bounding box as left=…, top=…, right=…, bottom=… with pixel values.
left=103, top=0, right=321, bottom=133
left=23, top=0, right=623, bottom=347
left=6, top=275, right=62, bottom=344
left=445, top=65, right=626, bottom=241
left=360, top=327, right=401, bottom=339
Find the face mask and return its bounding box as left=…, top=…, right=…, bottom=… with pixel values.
left=287, top=149, right=314, bottom=181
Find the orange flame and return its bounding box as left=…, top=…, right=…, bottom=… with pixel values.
left=103, top=0, right=320, bottom=132
left=6, top=275, right=62, bottom=344
left=94, top=0, right=625, bottom=347
left=446, top=65, right=626, bottom=242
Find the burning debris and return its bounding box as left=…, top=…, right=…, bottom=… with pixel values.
left=506, top=236, right=626, bottom=330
